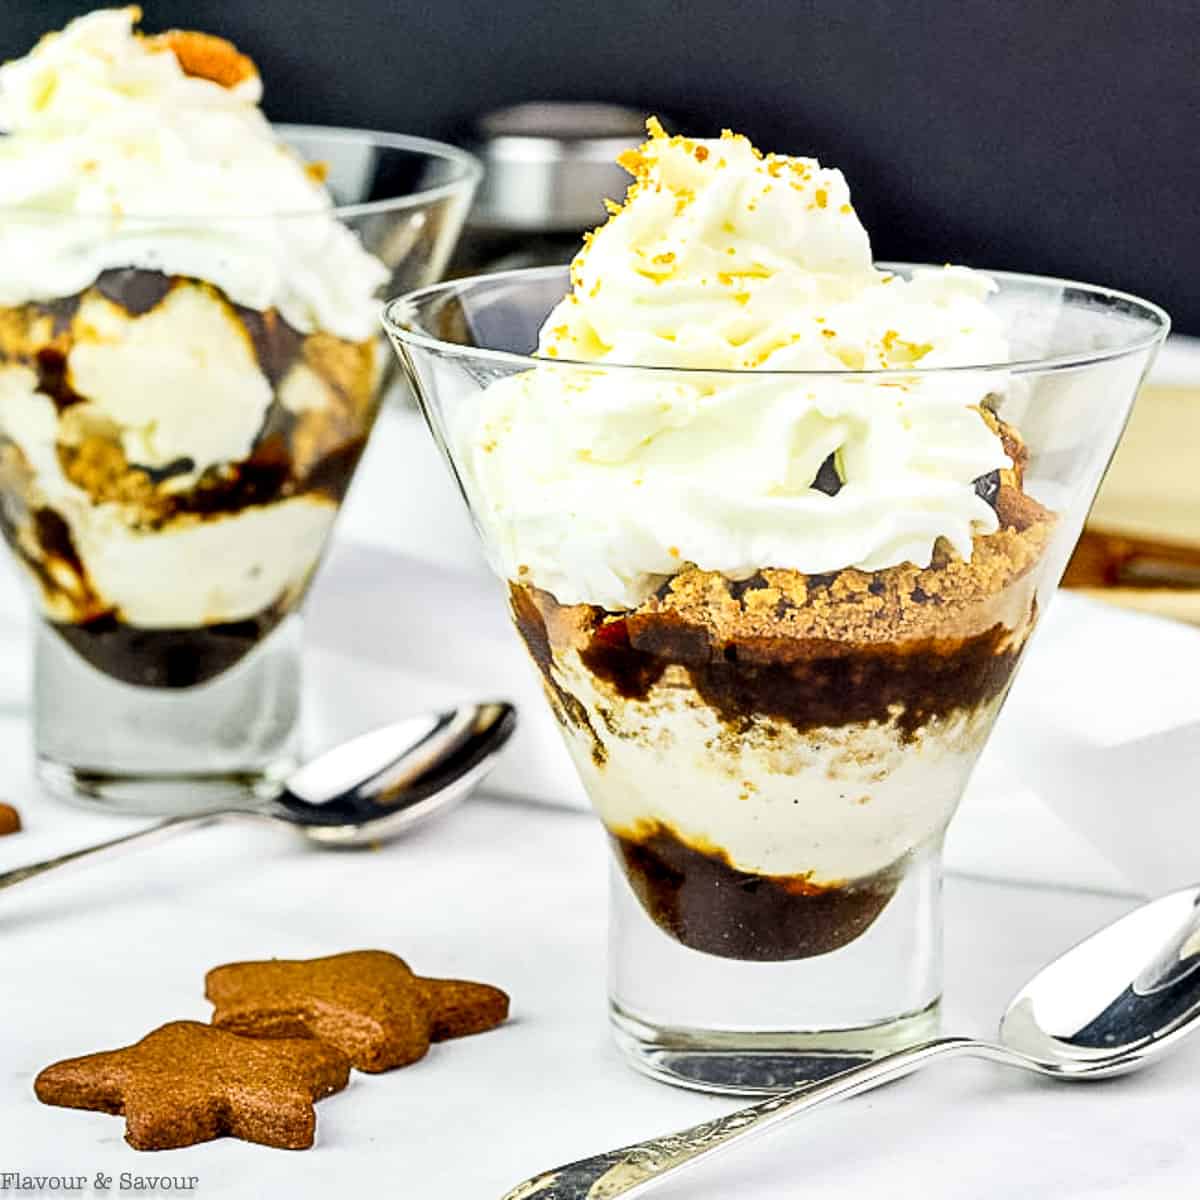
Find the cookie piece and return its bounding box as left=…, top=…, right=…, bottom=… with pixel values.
left=146, top=29, right=259, bottom=90
left=34, top=1020, right=349, bottom=1151
left=206, top=950, right=509, bottom=1073
left=0, top=803, right=19, bottom=835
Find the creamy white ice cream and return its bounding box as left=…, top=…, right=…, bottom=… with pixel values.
left=555, top=650, right=1003, bottom=883
left=78, top=497, right=337, bottom=628
left=0, top=360, right=337, bottom=627
left=460, top=121, right=1013, bottom=610
left=68, top=286, right=274, bottom=475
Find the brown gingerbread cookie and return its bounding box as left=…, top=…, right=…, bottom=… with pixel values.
left=206, top=950, right=509, bottom=1073
left=0, top=803, right=20, bottom=835
left=35, top=1020, right=349, bottom=1151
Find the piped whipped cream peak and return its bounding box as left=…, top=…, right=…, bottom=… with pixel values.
left=540, top=117, right=1005, bottom=371
left=460, top=120, right=1016, bottom=611
left=0, top=7, right=388, bottom=339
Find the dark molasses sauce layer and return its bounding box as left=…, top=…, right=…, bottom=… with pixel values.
left=168, top=428, right=370, bottom=517
left=614, top=823, right=900, bottom=961
left=509, top=583, right=607, bottom=765
left=0, top=500, right=101, bottom=622
left=519, top=480, right=1045, bottom=744
left=580, top=608, right=1024, bottom=742
left=52, top=606, right=287, bottom=689
left=95, top=268, right=175, bottom=317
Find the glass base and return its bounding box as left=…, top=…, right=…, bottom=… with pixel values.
left=610, top=998, right=941, bottom=1096
left=33, top=615, right=303, bottom=816
left=607, top=842, right=944, bottom=1095
left=36, top=758, right=296, bottom=817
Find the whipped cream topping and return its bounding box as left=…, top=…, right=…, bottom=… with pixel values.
left=0, top=8, right=387, bottom=339
left=459, top=121, right=1014, bottom=610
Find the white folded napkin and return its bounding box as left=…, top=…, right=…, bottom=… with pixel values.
left=952, top=597, right=1200, bottom=896
left=305, top=540, right=587, bottom=811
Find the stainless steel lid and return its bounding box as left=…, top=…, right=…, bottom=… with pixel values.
left=467, top=102, right=652, bottom=233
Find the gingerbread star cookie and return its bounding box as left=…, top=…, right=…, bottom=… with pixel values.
left=206, top=950, right=509, bottom=1073
left=0, top=803, right=20, bottom=835
left=34, top=1021, right=349, bottom=1151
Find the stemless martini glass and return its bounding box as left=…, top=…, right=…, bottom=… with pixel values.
left=0, top=129, right=479, bottom=813
left=385, top=264, right=1167, bottom=1094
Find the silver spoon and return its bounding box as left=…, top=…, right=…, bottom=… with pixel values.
left=501, top=882, right=1200, bottom=1200
left=0, top=701, right=516, bottom=893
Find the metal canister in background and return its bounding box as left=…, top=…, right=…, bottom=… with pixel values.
left=450, top=102, right=660, bottom=276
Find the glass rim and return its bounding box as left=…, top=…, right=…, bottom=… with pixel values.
left=0, top=123, right=483, bottom=224
left=383, top=262, right=1171, bottom=378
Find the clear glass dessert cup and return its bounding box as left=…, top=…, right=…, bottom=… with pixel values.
left=384, top=264, right=1168, bottom=1094
left=0, top=128, right=480, bottom=814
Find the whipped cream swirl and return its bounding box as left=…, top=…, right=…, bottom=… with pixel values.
left=459, top=121, right=1014, bottom=610
left=0, top=8, right=387, bottom=339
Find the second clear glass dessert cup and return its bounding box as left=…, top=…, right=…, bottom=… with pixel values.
left=385, top=264, right=1167, bottom=1094
left=0, top=129, right=479, bottom=814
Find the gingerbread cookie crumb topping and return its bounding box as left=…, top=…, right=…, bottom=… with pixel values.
left=147, top=29, right=259, bottom=90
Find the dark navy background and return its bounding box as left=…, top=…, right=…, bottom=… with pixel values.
left=5, top=1, right=1196, bottom=331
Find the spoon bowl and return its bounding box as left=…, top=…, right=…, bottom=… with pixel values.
left=278, top=701, right=517, bottom=845
left=0, top=702, right=517, bottom=893
left=1000, top=883, right=1200, bottom=1076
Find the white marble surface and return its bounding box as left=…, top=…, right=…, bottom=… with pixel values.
left=2, top=794, right=1199, bottom=1199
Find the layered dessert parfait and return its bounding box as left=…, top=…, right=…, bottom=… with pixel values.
left=0, top=9, right=387, bottom=687
left=458, top=121, right=1055, bottom=961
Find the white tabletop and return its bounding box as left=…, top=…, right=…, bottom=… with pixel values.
left=2, top=793, right=1197, bottom=1199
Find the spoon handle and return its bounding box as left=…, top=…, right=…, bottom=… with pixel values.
left=0, top=811, right=234, bottom=893
left=503, top=1037, right=1001, bottom=1200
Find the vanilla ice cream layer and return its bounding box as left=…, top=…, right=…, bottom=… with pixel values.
left=550, top=648, right=1004, bottom=883
left=77, top=496, right=337, bottom=627
left=458, top=121, right=1016, bottom=611
left=68, top=284, right=273, bottom=476
left=0, top=364, right=336, bottom=627
left=0, top=9, right=387, bottom=340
